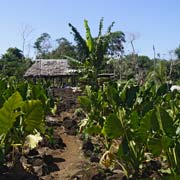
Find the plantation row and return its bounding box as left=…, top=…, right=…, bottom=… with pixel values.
left=0, top=77, right=54, bottom=165
left=79, top=79, right=180, bottom=178
left=0, top=76, right=180, bottom=178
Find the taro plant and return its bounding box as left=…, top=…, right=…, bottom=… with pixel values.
left=79, top=79, right=180, bottom=178
left=0, top=76, right=53, bottom=115
left=101, top=81, right=149, bottom=176
left=0, top=91, right=44, bottom=165
left=79, top=81, right=148, bottom=176
left=27, top=81, right=52, bottom=114
left=78, top=85, right=109, bottom=135
left=1, top=77, right=53, bottom=115
left=147, top=96, right=180, bottom=175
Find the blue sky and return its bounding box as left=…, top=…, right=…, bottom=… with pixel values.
left=0, top=0, right=180, bottom=59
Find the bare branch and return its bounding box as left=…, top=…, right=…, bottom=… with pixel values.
left=19, top=23, right=34, bottom=56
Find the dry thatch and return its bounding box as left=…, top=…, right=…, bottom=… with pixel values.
left=24, top=59, right=77, bottom=78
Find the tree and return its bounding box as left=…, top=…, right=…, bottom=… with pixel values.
left=19, top=23, right=34, bottom=56
left=170, top=60, right=180, bottom=81
left=137, top=55, right=152, bottom=69
left=50, top=37, right=77, bottom=59
left=33, top=33, right=52, bottom=58
left=107, top=31, right=126, bottom=80
left=175, top=45, right=180, bottom=59
left=0, top=47, right=32, bottom=79
left=126, top=33, right=140, bottom=80
left=2, top=47, right=24, bottom=60
left=167, top=50, right=175, bottom=80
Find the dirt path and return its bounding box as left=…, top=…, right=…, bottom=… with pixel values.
left=39, top=123, right=90, bottom=180
left=51, top=133, right=88, bottom=180
left=39, top=98, right=99, bottom=180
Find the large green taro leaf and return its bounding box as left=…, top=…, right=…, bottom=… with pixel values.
left=0, top=92, right=23, bottom=135
left=23, top=100, right=44, bottom=133
left=102, top=113, right=123, bottom=139
left=156, top=107, right=176, bottom=137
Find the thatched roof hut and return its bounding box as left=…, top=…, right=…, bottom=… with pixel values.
left=24, top=59, right=77, bottom=78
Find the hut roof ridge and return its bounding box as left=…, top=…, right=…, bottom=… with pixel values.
left=24, top=59, right=77, bottom=77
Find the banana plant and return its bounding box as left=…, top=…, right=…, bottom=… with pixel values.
left=68, top=18, right=125, bottom=90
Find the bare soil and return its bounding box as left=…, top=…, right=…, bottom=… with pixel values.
left=40, top=127, right=89, bottom=180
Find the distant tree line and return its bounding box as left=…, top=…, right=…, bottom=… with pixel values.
left=0, top=47, right=32, bottom=79
left=33, top=31, right=180, bottom=84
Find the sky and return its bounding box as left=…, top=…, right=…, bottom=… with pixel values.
left=0, top=0, right=180, bottom=59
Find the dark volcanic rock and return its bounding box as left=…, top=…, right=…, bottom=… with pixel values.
left=62, top=117, right=78, bottom=136
left=82, top=139, right=94, bottom=152
left=33, top=165, right=43, bottom=176
left=28, top=149, right=39, bottom=156
left=43, top=155, right=54, bottom=165
left=27, top=156, right=43, bottom=165
left=66, top=127, right=77, bottom=136
left=40, top=135, right=66, bottom=149
left=91, top=172, right=106, bottom=180
left=32, top=157, right=44, bottom=166
left=54, top=137, right=66, bottom=149
left=90, top=154, right=100, bottom=163
left=42, top=163, right=59, bottom=176
left=63, top=119, right=77, bottom=129
left=107, top=169, right=126, bottom=180
left=46, top=116, right=62, bottom=126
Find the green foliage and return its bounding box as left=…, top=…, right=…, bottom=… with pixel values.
left=68, top=18, right=125, bottom=90
left=68, top=23, right=89, bottom=62
left=0, top=77, right=52, bottom=115
left=0, top=92, right=23, bottom=135
left=102, top=113, right=123, bottom=138
left=84, top=19, right=94, bottom=52
left=0, top=47, right=32, bottom=79
left=34, top=33, right=52, bottom=58
left=23, top=100, right=44, bottom=133
left=0, top=91, right=44, bottom=164
left=28, top=81, right=51, bottom=113
left=74, top=108, right=85, bottom=117
left=175, top=45, right=180, bottom=59
left=79, top=79, right=180, bottom=177
left=137, top=55, right=152, bottom=68
left=51, top=38, right=77, bottom=59
left=2, top=47, right=24, bottom=60
left=0, top=76, right=55, bottom=165
left=170, top=60, right=180, bottom=82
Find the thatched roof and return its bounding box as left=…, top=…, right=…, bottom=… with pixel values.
left=24, top=59, right=77, bottom=78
